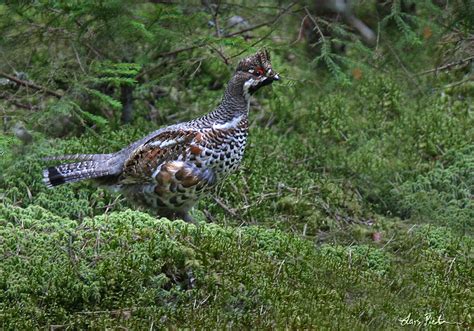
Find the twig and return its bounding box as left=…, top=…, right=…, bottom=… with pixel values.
left=189, top=60, right=203, bottom=79
left=155, top=44, right=203, bottom=59
left=103, top=195, right=124, bottom=214
left=292, top=14, right=309, bottom=44
left=273, top=259, right=286, bottom=279
left=229, top=28, right=274, bottom=60
left=381, top=234, right=396, bottom=250
left=203, top=209, right=217, bottom=223
left=445, top=257, right=456, bottom=278
left=224, top=20, right=274, bottom=38
left=303, top=7, right=326, bottom=42
left=212, top=196, right=237, bottom=217
left=445, top=76, right=473, bottom=88
left=0, top=71, right=63, bottom=98
left=72, top=43, right=86, bottom=74
left=209, top=1, right=229, bottom=66
left=77, top=308, right=135, bottom=316
left=8, top=100, right=33, bottom=110
left=223, top=1, right=296, bottom=39
left=418, top=56, right=474, bottom=75
left=208, top=44, right=230, bottom=65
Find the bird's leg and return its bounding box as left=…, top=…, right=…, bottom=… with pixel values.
left=177, top=211, right=195, bottom=224
left=158, top=210, right=196, bottom=224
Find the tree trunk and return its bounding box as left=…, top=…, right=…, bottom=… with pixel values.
left=120, top=85, right=134, bottom=124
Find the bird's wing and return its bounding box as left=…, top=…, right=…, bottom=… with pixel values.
left=118, top=128, right=204, bottom=184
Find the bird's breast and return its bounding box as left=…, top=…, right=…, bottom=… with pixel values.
left=191, top=124, right=249, bottom=179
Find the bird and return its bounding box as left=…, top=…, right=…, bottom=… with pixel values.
left=43, top=50, right=280, bottom=222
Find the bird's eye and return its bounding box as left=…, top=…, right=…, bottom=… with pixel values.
left=249, top=67, right=264, bottom=76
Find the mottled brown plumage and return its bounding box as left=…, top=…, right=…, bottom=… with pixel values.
left=43, top=50, right=279, bottom=222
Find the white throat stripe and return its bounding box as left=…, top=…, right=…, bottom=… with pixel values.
left=213, top=115, right=244, bottom=130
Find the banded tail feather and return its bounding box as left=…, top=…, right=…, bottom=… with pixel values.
left=43, top=160, right=112, bottom=188
left=42, top=150, right=128, bottom=188
left=42, top=153, right=112, bottom=162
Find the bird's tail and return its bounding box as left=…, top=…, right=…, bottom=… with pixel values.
left=42, top=154, right=116, bottom=188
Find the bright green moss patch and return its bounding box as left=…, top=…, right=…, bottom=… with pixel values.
left=1, top=207, right=472, bottom=328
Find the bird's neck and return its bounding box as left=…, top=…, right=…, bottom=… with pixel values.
left=199, top=78, right=250, bottom=125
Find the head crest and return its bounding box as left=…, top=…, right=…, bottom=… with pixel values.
left=236, top=49, right=272, bottom=72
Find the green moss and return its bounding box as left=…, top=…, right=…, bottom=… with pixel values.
left=320, top=244, right=391, bottom=276
left=1, top=206, right=472, bottom=328
left=393, top=145, right=474, bottom=233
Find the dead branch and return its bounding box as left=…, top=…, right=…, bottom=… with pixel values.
left=208, top=44, right=230, bottom=65
left=0, top=93, right=34, bottom=110
left=0, top=71, right=63, bottom=98
left=212, top=196, right=237, bottom=217
left=293, top=14, right=309, bottom=44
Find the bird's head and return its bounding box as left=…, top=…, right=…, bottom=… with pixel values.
left=234, top=49, right=280, bottom=97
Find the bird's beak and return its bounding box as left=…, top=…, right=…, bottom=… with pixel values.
left=272, top=73, right=280, bottom=81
